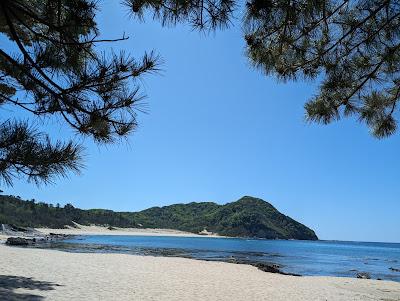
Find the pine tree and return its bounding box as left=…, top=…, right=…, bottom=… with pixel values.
left=126, top=0, right=400, bottom=138
left=243, top=0, right=400, bottom=138
left=0, top=0, right=160, bottom=185
left=1, top=1, right=399, bottom=186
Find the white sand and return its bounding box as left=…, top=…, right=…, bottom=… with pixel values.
left=0, top=244, right=399, bottom=301
left=0, top=224, right=221, bottom=244
left=35, top=223, right=223, bottom=238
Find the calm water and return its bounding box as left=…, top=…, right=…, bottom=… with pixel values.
left=41, top=235, right=400, bottom=282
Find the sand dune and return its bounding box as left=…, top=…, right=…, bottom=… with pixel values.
left=0, top=244, right=399, bottom=301
left=0, top=224, right=218, bottom=244
left=35, top=223, right=223, bottom=237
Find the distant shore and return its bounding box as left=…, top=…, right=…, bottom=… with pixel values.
left=1, top=244, right=399, bottom=301
left=0, top=223, right=225, bottom=243
left=36, top=223, right=225, bottom=238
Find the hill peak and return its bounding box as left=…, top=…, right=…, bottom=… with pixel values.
left=235, top=196, right=274, bottom=206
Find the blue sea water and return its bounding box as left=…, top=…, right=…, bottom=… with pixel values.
left=48, top=235, right=400, bottom=282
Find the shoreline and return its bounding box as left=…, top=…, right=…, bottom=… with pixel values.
left=2, top=226, right=400, bottom=284
left=1, top=244, right=399, bottom=301
left=2, top=226, right=399, bottom=282
left=36, top=224, right=226, bottom=238
left=0, top=227, right=296, bottom=276
left=0, top=224, right=225, bottom=243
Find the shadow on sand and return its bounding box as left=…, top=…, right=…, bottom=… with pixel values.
left=0, top=275, right=61, bottom=300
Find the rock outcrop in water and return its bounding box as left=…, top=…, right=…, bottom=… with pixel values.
left=5, top=237, right=32, bottom=246
left=0, top=195, right=318, bottom=240
left=356, top=272, right=371, bottom=279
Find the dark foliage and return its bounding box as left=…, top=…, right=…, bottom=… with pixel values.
left=127, top=0, right=400, bottom=138
left=0, top=0, right=160, bottom=186
left=1, top=1, right=398, bottom=188
left=123, top=0, right=235, bottom=30
left=244, top=0, right=400, bottom=138
left=0, top=195, right=136, bottom=228
left=0, top=121, right=82, bottom=185
left=0, top=195, right=318, bottom=240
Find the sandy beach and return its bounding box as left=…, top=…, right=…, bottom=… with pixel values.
left=35, top=224, right=223, bottom=237
left=0, top=243, right=399, bottom=301
left=0, top=224, right=223, bottom=244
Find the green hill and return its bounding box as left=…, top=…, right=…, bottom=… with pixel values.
left=0, top=195, right=318, bottom=240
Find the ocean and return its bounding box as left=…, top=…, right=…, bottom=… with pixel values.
left=37, top=235, right=400, bottom=282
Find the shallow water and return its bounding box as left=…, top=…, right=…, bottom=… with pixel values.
left=37, top=235, right=400, bottom=281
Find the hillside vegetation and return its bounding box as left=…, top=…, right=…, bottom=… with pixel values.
left=0, top=195, right=317, bottom=240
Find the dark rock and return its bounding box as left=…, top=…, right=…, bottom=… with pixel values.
left=227, top=258, right=300, bottom=276
left=48, top=233, right=70, bottom=239
left=44, top=233, right=73, bottom=243
left=5, top=237, right=33, bottom=246
left=9, top=225, right=29, bottom=232
left=389, top=267, right=400, bottom=272
left=254, top=262, right=282, bottom=274
left=49, top=232, right=63, bottom=236
left=107, top=226, right=116, bottom=230
left=356, top=272, right=371, bottom=279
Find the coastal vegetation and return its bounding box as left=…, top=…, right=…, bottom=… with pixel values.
left=0, top=195, right=317, bottom=240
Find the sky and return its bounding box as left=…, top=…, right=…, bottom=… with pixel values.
left=2, top=2, right=400, bottom=243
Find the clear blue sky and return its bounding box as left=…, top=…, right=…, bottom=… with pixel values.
left=3, top=2, right=400, bottom=243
